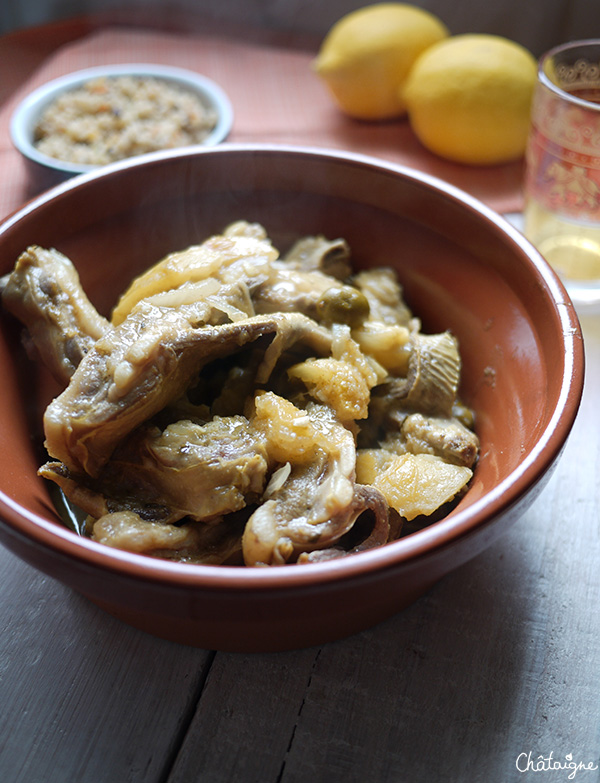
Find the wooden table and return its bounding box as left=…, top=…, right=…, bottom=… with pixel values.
left=1, top=19, right=600, bottom=783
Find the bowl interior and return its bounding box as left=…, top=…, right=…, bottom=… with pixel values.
left=0, top=146, right=582, bottom=578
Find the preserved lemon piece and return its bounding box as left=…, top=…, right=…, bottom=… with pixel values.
left=251, top=390, right=355, bottom=469
left=289, top=356, right=372, bottom=421
left=112, top=234, right=277, bottom=324
left=371, top=452, right=472, bottom=520
left=288, top=325, right=384, bottom=421
left=251, top=391, right=319, bottom=465
left=353, top=322, right=411, bottom=376
left=356, top=448, right=396, bottom=485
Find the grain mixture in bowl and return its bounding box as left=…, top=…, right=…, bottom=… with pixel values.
left=33, top=76, right=219, bottom=165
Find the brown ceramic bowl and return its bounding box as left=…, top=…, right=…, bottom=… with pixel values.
left=0, top=145, right=584, bottom=652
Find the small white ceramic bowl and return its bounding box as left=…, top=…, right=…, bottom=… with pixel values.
left=10, top=63, right=234, bottom=191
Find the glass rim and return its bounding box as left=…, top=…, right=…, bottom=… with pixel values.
left=538, top=38, right=600, bottom=111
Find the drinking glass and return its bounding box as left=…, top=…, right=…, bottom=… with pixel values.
left=523, top=39, right=600, bottom=311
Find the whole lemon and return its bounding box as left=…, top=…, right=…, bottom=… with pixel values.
left=313, top=3, right=449, bottom=120
left=403, top=34, right=538, bottom=165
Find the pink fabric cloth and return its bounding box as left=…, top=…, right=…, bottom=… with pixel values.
left=0, top=27, right=526, bottom=220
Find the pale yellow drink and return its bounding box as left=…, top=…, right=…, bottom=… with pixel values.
left=524, top=198, right=600, bottom=281
left=523, top=40, right=600, bottom=310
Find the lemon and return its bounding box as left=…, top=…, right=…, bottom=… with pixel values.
left=313, top=3, right=449, bottom=120
left=403, top=34, right=538, bottom=165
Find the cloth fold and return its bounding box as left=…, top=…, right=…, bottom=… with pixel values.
left=0, top=26, right=525, bottom=220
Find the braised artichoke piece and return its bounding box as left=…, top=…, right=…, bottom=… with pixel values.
left=252, top=264, right=352, bottom=320
left=367, top=331, right=461, bottom=430
left=223, top=220, right=268, bottom=241
left=140, top=278, right=255, bottom=323
left=125, top=417, right=267, bottom=519
left=44, top=305, right=333, bottom=477
left=242, top=394, right=379, bottom=566
left=111, top=232, right=278, bottom=325
left=352, top=268, right=414, bottom=327
left=352, top=321, right=411, bottom=376
left=91, top=510, right=246, bottom=565
left=397, top=412, right=479, bottom=468
left=223, top=223, right=352, bottom=281
left=296, top=484, right=391, bottom=563
left=245, top=462, right=391, bottom=566
left=0, top=245, right=109, bottom=385
left=283, top=235, right=352, bottom=280
left=39, top=458, right=170, bottom=523
left=40, top=415, right=269, bottom=524
left=401, top=331, right=461, bottom=417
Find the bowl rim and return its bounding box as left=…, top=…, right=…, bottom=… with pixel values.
left=0, top=143, right=585, bottom=592
left=9, top=62, right=234, bottom=175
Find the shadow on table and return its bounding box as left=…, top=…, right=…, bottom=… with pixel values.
left=268, top=518, right=540, bottom=781
left=153, top=512, right=543, bottom=783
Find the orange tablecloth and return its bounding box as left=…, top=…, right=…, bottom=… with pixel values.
left=0, top=25, right=526, bottom=220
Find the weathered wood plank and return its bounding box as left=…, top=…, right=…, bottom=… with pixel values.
left=0, top=553, right=213, bottom=783
left=166, top=647, right=320, bottom=783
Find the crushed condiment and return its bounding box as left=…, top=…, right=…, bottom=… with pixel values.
left=33, top=75, right=218, bottom=165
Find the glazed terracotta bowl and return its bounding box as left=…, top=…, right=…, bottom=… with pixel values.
left=0, top=145, right=584, bottom=652
left=10, top=63, right=233, bottom=191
